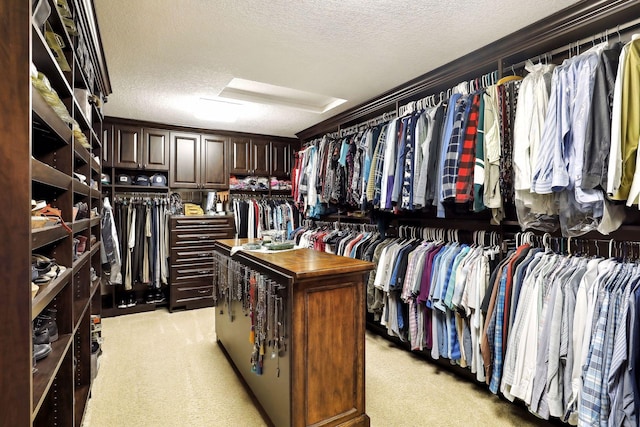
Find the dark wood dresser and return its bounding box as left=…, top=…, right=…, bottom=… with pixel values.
left=168, top=215, right=234, bottom=311
left=213, top=238, right=373, bottom=427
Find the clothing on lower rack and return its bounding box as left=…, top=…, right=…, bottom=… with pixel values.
left=232, top=197, right=300, bottom=239
left=113, top=196, right=169, bottom=290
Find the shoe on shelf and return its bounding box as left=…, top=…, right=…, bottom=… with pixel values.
left=34, top=343, right=52, bottom=361
left=154, top=289, right=166, bottom=304
left=127, top=294, right=137, bottom=308
left=91, top=341, right=100, bottom=354
left=34, top=309, right=59, bottom=342
left=145, top=291, right=155, bottom=304
left=117, top=297, right=127, bottom=309
left=31, top=282, right=39, bottom=299
left=33, top=328, right=51, bottom=345
left=72, top=238, right=80, bottom=261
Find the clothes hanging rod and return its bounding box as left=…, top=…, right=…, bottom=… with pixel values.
left=506, top=16, right=640, bottom=72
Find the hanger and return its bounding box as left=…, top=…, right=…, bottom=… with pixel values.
left=609, top=239, right=615, bottom=258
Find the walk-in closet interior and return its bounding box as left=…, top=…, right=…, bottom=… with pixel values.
left=3, top=0, right=640, bottom=425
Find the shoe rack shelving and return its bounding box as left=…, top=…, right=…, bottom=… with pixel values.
left=0, top=0, right=111, bottom=425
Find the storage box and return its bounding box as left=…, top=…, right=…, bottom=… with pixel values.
left=74, top=88, right=92, bottom=123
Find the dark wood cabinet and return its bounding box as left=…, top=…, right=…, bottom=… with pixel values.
left=114, top=125, right=169, bottom=171
left=102, top=123, right=113, bottom=167
left=230, top=137, right=251, bottom=174
left=230, top=137, right=271, bottom=175
left=114, top=124, right=142, bottom=169
left=201, top=134, right=229, bottom=188
left=170, top=132, right=228, bottom=189
left=169, top=216, right=235, bottom=312
left=142, top=128, right=170, bottom=171
left=252, top=138, right=271, bottom=176
left=271, top=140, right=291, bottom=178
left=170, top=132, right=200, bottom=188
left=230, top=137, right=294, bottom=177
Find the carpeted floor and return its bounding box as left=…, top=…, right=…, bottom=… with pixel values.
left=83, top=308, right=552, bottom=427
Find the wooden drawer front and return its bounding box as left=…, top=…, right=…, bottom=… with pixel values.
left=171, top=265, right=214, bottom=283
left=172, top=284, right=213, bottom=303
left=170, top=230, right=232, bottom=247
left=171, top=217, right=233, bottom=229
left=171, top=247, right=214, bottom=263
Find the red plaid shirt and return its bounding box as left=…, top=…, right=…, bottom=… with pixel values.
left=455, top=93, right=481, bottom=204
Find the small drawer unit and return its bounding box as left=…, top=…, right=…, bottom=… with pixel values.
left=169, top=215, right=234, bottom=311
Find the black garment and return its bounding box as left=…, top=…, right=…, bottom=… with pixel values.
left=131, top=203, right=145, bottom=283
left=238, top=201, right=249, bottom=238
left=426, top=104, right=446, bottom=204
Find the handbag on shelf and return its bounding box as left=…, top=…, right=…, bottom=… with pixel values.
left=73, top=202, right=89, bottom=221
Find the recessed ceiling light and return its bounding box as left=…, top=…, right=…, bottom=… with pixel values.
left=194, top=98, right=242, bottom=122
left=219, top=78, right=346, bottom=114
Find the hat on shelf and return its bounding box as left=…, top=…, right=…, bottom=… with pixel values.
left=116, top=174, right=132, bottom=185
left=134, top=175, right=150, bottom=186
left=150, top=173, right=167, bottom=187
left=101, top=173, right=111, bottom=185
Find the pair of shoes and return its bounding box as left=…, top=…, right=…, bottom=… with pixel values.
left=117, top=297, right=128, bottom=309
left=154, top=290, right=166, bottom=304
left=127, top=294, right=137, bottom=307
left=34, top=308, right=59, bottom=342
left=90, top=267, right=97, bottom=282
left=32, top=254, right=66, bottom=284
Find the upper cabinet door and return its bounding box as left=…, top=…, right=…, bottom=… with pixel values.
left=201, top=134, right=228, bottom=189
left=102, top=123, right=113, bottom=167
left=270, top=141, right=291, bottom=178
left=142, top=128, right=170, bottom=170
left=230, top=137, right=251, bottom=174
left=169, top=132, right=200, bottom=188
left=252, top=139, right=270, bottom=176
left=114, top=125, right=143, bottom=169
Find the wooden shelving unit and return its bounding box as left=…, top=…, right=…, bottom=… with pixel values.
left=0, top=0, right=111, bottom=425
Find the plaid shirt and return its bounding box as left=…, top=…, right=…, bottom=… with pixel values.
left=441, top=96, right=469, bottom=201
left=456, top=93, right=481, bottom=204
left=489, top=267, right=508, bottom=393
left=579, top=276, right=613, bottom=425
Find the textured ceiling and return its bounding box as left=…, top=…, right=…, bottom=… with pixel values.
left=94, top=0, right=580, bottom=138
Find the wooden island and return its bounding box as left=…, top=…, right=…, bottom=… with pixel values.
left=212, top=238, right=373, bottom=427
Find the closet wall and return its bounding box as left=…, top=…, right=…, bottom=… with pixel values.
left=2, top=0, right=111, bottom=425
left=292, top=0, right=640, bottom=425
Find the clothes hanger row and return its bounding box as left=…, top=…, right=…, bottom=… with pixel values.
left=399, top=69, right=500, bottom=117
left=512, top=230, right=640, bottom=260
left=338, top=110, right=397, bottom=138
left=508, top=17, right=640, bottom=75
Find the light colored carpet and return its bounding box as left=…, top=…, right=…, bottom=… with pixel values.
left=83, top=308, right=551, bottom=427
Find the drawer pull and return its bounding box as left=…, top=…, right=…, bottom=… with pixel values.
left=199, top=253, right=209, bottom=257
left=199, top=270, right=210, bottom=275
left=198, top=236, right=209, bottom=240
left=197, top=289, right=209, bottom=294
